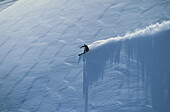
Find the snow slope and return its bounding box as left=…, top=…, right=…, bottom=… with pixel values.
left=0, top=0, right=170, bottom=112
left=0, top=0, right=17, bottom=12
left=81, top=21, right=170, bottom=112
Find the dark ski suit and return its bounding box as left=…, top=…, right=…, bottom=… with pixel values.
left=79, top=44, right=89, bottom=56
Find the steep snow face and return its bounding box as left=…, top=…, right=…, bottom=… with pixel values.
left=82, top=21, right=170, bottom=112
left=125, top=29, right=170, bottom=112
left=0, top=0, right=170, bottom=112
left=89, top=21, right=170, bottom=49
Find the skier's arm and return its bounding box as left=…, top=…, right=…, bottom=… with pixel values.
left=80, top=45, right=85, bottom=48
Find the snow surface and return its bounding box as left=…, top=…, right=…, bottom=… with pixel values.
left=0, top=0, right=170, bottom=112
left=0, top=0, right=17, bottom=11
left=81, top=21, right=170, bottom=112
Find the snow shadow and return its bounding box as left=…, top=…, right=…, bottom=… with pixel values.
left=124, top=29, right=170, bottom=112
left=80, top=21, right=170, bottom=112
left=80, top=41, right=122, bottom=112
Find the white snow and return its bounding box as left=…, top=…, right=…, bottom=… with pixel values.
left=0, top=0, right=170, bottom=112
left=81, top=21, right=170, bottom=112
left=89, top=21, right=170, bottom=49
left=0, top=0, right=17, bottom=11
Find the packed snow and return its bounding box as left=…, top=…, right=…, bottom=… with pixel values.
left=81, top=21, right=170, bottom=112
left=88, top=21, right=170, bottom=49
left=0, top=0, right=17, bottom=11
left=0, top=0, right=170, bottom=112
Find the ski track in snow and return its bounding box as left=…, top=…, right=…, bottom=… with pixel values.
left=0, top=0, right=170, bottom=112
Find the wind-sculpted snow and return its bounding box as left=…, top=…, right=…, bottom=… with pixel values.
left=125, top=29, right=170, bottom=112
left=0, top=0, right=17, bottom=11
left=0, top=0, right=170, bottom=111
left=80, top=41, right=122, bottom=111
left=89, top=21, right=170, bottom=49
left=82, top=21, right=170, bottom=112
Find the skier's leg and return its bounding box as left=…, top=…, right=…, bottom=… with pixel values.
left=79, top=53, right=83, bottom=56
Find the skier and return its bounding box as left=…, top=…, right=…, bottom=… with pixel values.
left=79, top=44, right=89, bottom=56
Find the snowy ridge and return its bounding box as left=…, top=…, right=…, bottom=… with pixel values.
left=89, top=21, right=170, bottom=49
left=0, top=0, right=170, bottom=111
left=82, top=21, right=170, bottom=112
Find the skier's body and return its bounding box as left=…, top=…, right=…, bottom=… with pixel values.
left=79, top=44, right=89, bottom=56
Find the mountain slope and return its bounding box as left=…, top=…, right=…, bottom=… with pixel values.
left=0, top=0, right=17, bottom=12
left=82, top=21, right=170, bottom=112
left=0, top=0, right=170, bottom=112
